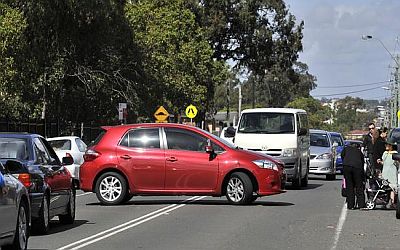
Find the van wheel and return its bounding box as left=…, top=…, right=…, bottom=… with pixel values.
left=301, top=170, right=308, bottom=187
left=292, top=162, right=302, bottom=189
left=225, top=172, right=253, bottom=205
left=95, top=172, right=127, bottom=205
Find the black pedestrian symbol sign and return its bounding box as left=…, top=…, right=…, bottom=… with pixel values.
left=154, top=106, right=169, bottom=122
left=185, top=105, right=198, bottom=119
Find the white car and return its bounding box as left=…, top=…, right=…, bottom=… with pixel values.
left=47, top=136, right=87, bottom=187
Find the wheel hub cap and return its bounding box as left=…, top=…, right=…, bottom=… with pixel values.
left=227, top=177, right=244, bottom=202
left=100, top=176, right=122, bottom=202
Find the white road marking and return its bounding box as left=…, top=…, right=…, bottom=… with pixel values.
left=76, top=192, right=92, bottom=197
left=57, top=196, right=206, bottom=250
left=331, top=203, right=347, bottom=250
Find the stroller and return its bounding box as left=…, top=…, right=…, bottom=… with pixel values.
left=365, top=176, right=393, bottom=210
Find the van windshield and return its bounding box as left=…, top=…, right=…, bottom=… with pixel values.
left=238, top=112, right=295, bottom=134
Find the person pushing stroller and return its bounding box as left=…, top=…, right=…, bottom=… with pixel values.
left=341, top=141, right=365, bottom=210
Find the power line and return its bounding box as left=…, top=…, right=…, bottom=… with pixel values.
left=317, top=80, right=392, bottom=88
left=313, top=85, right=386, bottom=97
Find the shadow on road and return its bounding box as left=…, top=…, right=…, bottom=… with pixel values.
left=86, top=199, right=294, bottom=207
left=31, top=220, right=91, bottom=236
left=285, top=183, right=323, bottom=191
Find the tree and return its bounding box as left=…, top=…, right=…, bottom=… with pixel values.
left=198, top=0, right=306, bottom=107
left=2, top=0, right=144, bottom=124
left=286, top=97, right=331, bottom=129
left=0, top=3, right=28, bottom=119
left=125, top=0, right=227, bottom=120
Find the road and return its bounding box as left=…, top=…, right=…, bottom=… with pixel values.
left=28, top=175, right=400, bottom=250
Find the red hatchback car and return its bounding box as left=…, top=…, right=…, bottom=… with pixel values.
left=80, top=123, right=286, bottom=205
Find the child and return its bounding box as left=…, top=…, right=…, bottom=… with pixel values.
left=379, top=139, right=398, bottom=209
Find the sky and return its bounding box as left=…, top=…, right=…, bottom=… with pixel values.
left=284, top=0, right=400, bottom=100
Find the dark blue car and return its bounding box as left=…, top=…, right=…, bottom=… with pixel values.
left=329, top=132, right=345, bottom=174
left=0, top=133, right=75, bottom=234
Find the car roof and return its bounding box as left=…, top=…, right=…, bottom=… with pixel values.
left=241, top=108, right=306, bottom=114
left=0, top=132, right=41, bottom=139
left=310, top=129, right=328, bottom=134
left=47, top=136, right=80, bottom=141
left=329, top=131, right=342, bottom=136
left=104, top=123, right=208, bottom=132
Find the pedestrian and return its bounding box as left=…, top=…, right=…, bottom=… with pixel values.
left=363, top=123, right=376, bottom=175
left=374, top=127, right=388, bottom=172
left=341, top=141, right=365, bottom=210
left=381, top=139, right=398, bottom=209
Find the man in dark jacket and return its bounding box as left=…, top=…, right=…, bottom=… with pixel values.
left=363, top=123, right=375, bottom=174
left=341, top=142, right=365, bottom=209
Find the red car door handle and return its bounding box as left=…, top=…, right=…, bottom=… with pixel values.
left=120, top=155, right=132, bottom=160
left=166, top=157, right=178, bottom=162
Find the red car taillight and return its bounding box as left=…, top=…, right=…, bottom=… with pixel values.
left=18, top=173, right=31, bottom=188
left=84, top=149, right=101, bottom=162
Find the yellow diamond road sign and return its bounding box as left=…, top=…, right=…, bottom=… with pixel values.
left=185, top=104, right=198, bottom=119
left=154, top=106, right=169, bottom=122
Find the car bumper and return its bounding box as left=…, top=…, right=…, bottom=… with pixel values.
left=254, top=169, right=285, bottom=196
left=273, top=156, right=298, bottom=181
left=79, top=162, right=96, bottom=192
left=309, top=159, right=334, bottom=174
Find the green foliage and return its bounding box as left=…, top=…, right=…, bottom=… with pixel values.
left=0, top=2, right=28, bottom=119
left=286, top=97, right=331, bottom=129
left=125, top=0, right=227, bottom=119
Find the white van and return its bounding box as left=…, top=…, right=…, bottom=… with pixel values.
left=229, top=108, right=310, bottom=188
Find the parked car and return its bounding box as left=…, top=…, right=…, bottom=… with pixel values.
left=329, top=132, right=345, bottom=174
left=309, top=129, right=337, bottom=180
left=388, top=127, right=400, bottom=144
left=0, top=133, right=76, bottom=234
left=227, top=108, right=310, bottom=188
left=48, top=136, right=87, bottom=188
left=0, top=161, right=30, bottom=250
left=80, top=123, right=286, bottom=205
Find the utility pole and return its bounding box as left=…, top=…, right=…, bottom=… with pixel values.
left=396, top=61, right=400, bottom=127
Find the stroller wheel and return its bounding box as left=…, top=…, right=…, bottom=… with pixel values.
left=366, top=200, right=375, bottom=210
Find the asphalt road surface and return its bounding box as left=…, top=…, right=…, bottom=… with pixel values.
left=28, top=175, right=400, bottom=250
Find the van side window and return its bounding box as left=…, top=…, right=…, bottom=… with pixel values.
left=298, top=114, right=309, bottom=135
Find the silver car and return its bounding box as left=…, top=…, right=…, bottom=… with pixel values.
left=309, top=129, right=337, bottom=180
left=0, top=161, right=30, bottom=250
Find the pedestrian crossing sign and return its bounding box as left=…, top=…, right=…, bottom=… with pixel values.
left=185, top=104, right=198, bottom=119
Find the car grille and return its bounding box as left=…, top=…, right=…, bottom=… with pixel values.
left=247, top=148, right=282, bottom=157
left=309, top=166, right=318, bottom=171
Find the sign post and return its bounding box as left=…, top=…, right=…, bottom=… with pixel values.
left=154, top=106, right=170, bottom=123
left=118, top=103, right=127, bottom=124
left=185, top=104, right=198, bottom=125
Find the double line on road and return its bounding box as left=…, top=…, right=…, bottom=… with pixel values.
left=57, top=196, right=206, bottom=250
